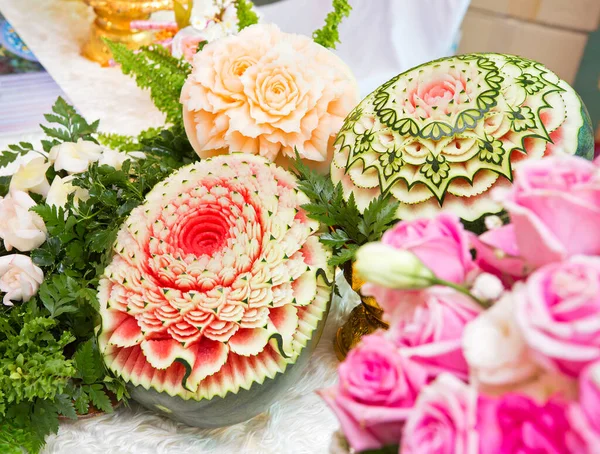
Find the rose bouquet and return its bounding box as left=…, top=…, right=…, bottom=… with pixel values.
left=321, top=153, right=600, bottom=453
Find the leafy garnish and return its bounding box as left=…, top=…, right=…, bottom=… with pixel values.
left=40, top=97, right=99, bottom=147
left=235, top=0, right=259, bottom=30
left=106, top=41, right=191, bottom=125
left=313, top=0, right=352, bottom=49
left=0, top=98, right=193, bottom=452
left=293, top=153, right=398, bottom=267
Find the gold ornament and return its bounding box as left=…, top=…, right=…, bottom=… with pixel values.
left=82, top=0, right=173, bottom=66
left=333, top=262, right=388, bottom=361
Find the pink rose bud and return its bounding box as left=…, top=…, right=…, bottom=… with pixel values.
left=319, top=332, right=428, bottom=452
left=382, top=213, right=475, bottom=284
left=503, top=156, right=600, bottom=268
left=515, top=256, right=600, bottom=377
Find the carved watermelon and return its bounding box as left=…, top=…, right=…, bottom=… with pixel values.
left=331, top=53, right=594, bottom=221
left=97, top=154, right=333, bottom=427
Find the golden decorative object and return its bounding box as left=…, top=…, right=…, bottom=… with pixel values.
left=82, top=0, right=173, bottom=66
left=333, top=262, right=388, bottom=361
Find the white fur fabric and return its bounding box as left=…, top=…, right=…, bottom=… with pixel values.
left=42, top=274, right=358, bottom=454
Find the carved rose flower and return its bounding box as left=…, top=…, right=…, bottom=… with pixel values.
left=181, top=24, right=359, bottom=172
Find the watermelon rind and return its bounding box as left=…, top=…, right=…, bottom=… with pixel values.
left=97, top=154, right=334, bottom=427
left=331, top=53, right=595, bottom=221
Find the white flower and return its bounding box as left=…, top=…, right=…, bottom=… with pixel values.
left=46, top=175, right=90, bottom=209
left=470, top=272, right=504, bottom=302
left=0, top=191, right=47, bottom=252
left=484, top=215, right=503, bottom=230
left=9, top=156, right=51, bottom=196
left=354, top=242, right=434, bottom=290
left=189, top=0, right=222, bottom=30
left=463, top=293, right=539, bottom=388
left=98, top=148, right=145, bottom=170
left=49, top=139, right=103, bottom=174
left=0, top=254, right=44, bottom=306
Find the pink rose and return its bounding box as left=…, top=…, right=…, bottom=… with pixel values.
left=319, top=332, right=427, bottom=452
left=471, top=224, right=529, bottom=287
left=504, top=156, right=600, bottom=268
left=171, top=27, right=207, bottom=63
left=515, top=256, right=600, bottom=377
left=567, top=361, right=600, bottom=453
left=401, top=374, right=481, bottom=454
left=364, top=286, right=481, bottom=380
left=481, top=394, right=586, bottom=454
left=382, top=213, right=475, bottom=284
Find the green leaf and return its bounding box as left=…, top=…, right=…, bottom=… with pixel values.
left=320, top=229, right=351, bottom=247
left=329, top=245, right=358, bottom=267
left=53, top=394, right=77, bottom=420
left=86, top=227, right=118, bottom=253
left=312, top=0, right=352, bottom=49
left=74, top=388, right=90, bottom=415
left=359, top=194, right=399, bottom=242
left=31, top=399, right=60, bottom=441
left=86, top=384, right=113, bottom=413
left=106, top=41, right=191, bottom=125
left=74, top=338, right=104, bottom=385
left=235, top=0, right=259, bottom=30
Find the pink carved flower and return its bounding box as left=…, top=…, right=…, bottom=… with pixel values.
left=363, top=286, right=481, bottom=380
left=481, top=394, right=587, bottom=454
left=319, top=332, right=427, bottom=452
left=399, top=66, right=480, bottom=121
left=181, top=24, right=359, bottom=172
left=515, top=256, right=600, bottom=377
left=503, top=156, right=600, bottom=268
left=381, top=213, right=475, bottom=284
left=98, top=155, right=331, bottom=399
left=401, top=374, right=481, bottom=454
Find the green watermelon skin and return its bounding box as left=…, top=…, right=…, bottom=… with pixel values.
left=575, top=100, right=595, bottom=160
left=128, top=302, right=329, bottom=428
left=331, top=53, right=595, bottom=221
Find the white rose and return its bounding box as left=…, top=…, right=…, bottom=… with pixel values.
left=46, top=175, right=90, bottom=209
left=0, top=191, right=47, bottom=252
left=470, top=272, right=504, bottom=302
left=189, top=0, right=221, bottom=30
left=49, top=139, right=103, bottom=174
left=98, top=148, right=145, bottom=170
left=463, top=293, right=539, bottom=389
left=9, top=156, right=51, bottom=196
left=0, top=254, right=44, bottom=306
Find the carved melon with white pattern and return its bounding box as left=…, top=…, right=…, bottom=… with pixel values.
left=331, top=53, right=594, bottom=221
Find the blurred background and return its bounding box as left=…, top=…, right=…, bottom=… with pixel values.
left=0, top=0, right=598, bottom=141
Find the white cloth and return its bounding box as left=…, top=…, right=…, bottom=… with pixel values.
left=258, top=0, right=471, bottom=96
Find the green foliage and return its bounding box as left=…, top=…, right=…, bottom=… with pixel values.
left=293, top=153, right=398, bottom=267
left=40, top=97, right=99, bottom=148
left=0, top=141, right=33, bottom=167
left=313, top=0, right=352, bottom=49
left=0, top=98, right=193, bottom=452
left=106, top=41, right=191, bottom=126
left=235, top=0, right=259, bottom=30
